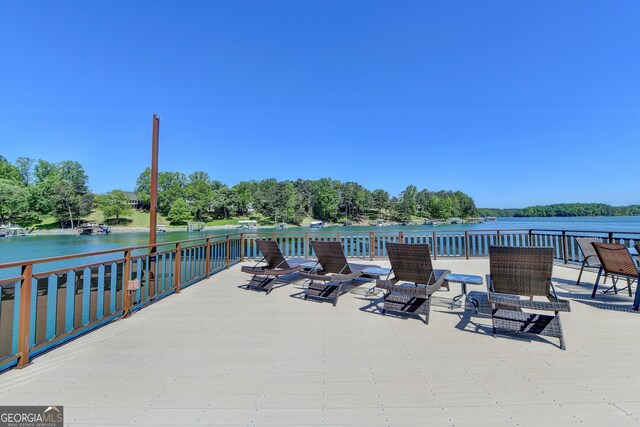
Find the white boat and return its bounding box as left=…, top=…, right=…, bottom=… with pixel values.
left=0, top=225, right=30, bottom=237
left=425, top=220, right=445, bottom=226
left=276, top=223, right=287, bottom=230
left=237, top=220, right=257, bottom=230
left=310, top=221, right=324, bottom=228
left=157, top=225, right=167, bottom=233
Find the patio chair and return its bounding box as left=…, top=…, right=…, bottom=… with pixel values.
left=487, top=246, right=571, bottom=350
left=575, top=237, right=603, bottom=286
left=375, top=243, right=449, bottom=324
left=590, top=242, right=640, bottom=310
left=300, top=240, right=372, bottom=306
left=241, top=239, right=306, bottom=294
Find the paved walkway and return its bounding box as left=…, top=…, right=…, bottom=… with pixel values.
left=2, top=259, right=640, bottom=426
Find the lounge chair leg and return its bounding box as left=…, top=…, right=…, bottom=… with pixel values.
left=576, top=263, right=585, bottom=286
left=591, top=268, right=603, bottom=299
left=633, top=278, right=640, bottom=311
left=628, top=278, right=633, bottom=297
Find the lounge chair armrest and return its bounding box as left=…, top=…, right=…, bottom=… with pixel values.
left=377, top=279, right=438, bottom=297
left=301, top=270, right=361, bottom=282
left=329, top=271, right=362, bottom=282
left=241, top=265, right=267, bottom=275
left=489, top=293, right=570, bottom=312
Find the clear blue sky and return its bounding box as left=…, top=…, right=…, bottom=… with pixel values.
left=1, top=1, right=639, bottom=208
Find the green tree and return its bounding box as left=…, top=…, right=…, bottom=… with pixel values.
left=99, top=190, right=133, bottom=222
left=0, top=179, right=29, bottom=224
left=168, top=198, right=192, bottom=224
left=0, top=156, right=22, bottom=183
left=394, top=185, right=418, bottom=221
left=232, top=180, right=257, bottom=215
left=185, top=171, right=213, bottom=221
left=135, top=168, right=151, bottom=206
left=15, top=157, right=35, bottom=186
left=312, top=178, right=340, bottom=222
left=372, top=189, right=389, bottom=218
left=158, top=172, right=187, bottom=216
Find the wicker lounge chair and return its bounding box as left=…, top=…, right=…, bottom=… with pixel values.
left=241, top=240, right=306, bottom=294
left=300, top=240, right=372, bottom=306
left=590, top=242, right=640, bottom=310
left=487, top=246, right=571, bottom=350
left=375, top=243, right=449, bottom=324
left=575, top=237, right=603, bottom=286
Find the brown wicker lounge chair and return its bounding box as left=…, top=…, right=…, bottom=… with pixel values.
left=590, top=242, right=640, bottom=310
left=487, top=246, right=570, bottom=350
left=575, top=237, right=603, bottom=286
left=300, top=240, right=373, bottom=306
left=241, top=239, right=306, bottom=294
left=375, top=243, right=449, bottom=324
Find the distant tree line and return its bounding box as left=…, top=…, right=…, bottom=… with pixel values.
left=134, top=169, right=478, bottom=225
left=477, top=203, right=640, bottom=218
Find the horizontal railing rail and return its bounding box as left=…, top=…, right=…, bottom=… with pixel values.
left=2, top=227, right=638, bottom=373
left=0, top=234, right=243, bottom=372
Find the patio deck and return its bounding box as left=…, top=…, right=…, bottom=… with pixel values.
left=2, top=258, right=640, bottom=426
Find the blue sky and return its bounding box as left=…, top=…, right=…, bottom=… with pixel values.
left=1, top=1, right=639, bottom=208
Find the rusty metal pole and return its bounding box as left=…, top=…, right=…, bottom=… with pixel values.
left=150, top=114, right=160, bottom=247
left=205, top=238, right=211, bottom=278
left=369, top=232, right=375, bottom=260
left=225, top=236, right=231, bottom=269
left=148, top=114, right=160, bottom=297
left=16, top=263, right=33, bottom=368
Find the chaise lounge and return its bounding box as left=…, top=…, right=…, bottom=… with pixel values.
left=300, top=240, right=373, bottom=306
left=486, top=246, right=571, bottom=350
left=375, top=242, right=449, bottom=324
left=241, top=239, right=307, bottom=294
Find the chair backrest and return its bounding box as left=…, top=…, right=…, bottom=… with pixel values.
left=575, top=237, right=602, bottom=266
left=488, top=246, right=554, bottom=296
left=256, top=239, right=289, bottom=269
left=385, top=243, right=435, bottom=285
left=310, top=241, right=350, bottom=274
left=591, top=242, right=638, bottom=278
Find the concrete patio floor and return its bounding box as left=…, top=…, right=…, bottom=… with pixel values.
left=2, top=258, right=640, bottom=426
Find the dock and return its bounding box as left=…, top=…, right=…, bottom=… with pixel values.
left=2, top=258, right=640, bottom=425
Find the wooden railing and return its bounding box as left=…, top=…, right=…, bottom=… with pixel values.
left=241, top=228, right=639, bottom=263
left=0, top=234, right=242, bottom=372
left=2, top=227, right=638, bottom=372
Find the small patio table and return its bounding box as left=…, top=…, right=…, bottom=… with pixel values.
left=445, top=273, right=484, bottom=310
left=361, top=267, right=392, bottom=296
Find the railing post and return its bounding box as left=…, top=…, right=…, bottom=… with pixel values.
left=16, top=263, right=33, bottom=369
left=225, top=236, right=230, bottom=269
left=369, top=232, right=375, bottom=260
left=496, top=230, right=501, bottom=246
left=205, top=238, right=211, bottom=278
left=528, top=229, right=533, bottom=247
left=240, top=233, right=245, bottom=262
left=432, top=231, right=437, bottom=260
left=123, top=250, right=132, bottom=317
left=562, top=231, right=568, bottom=264
left=174, top=243, right=181, bottom=294
left=398, top=231, right=404, bottom=243
left=464, top=231, right=469, bottom=260
left=608, top=232, right=614, bottom=244
left=304, top=233, right=309, bottom=259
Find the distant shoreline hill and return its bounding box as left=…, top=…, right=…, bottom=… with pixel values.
left=477, top=203, right=640, bottom=218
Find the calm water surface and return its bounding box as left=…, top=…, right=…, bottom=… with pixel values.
left=2, top=216, right=640, bottom=267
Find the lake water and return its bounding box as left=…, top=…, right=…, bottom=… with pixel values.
left=2, top=216, right=640, bottom=267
